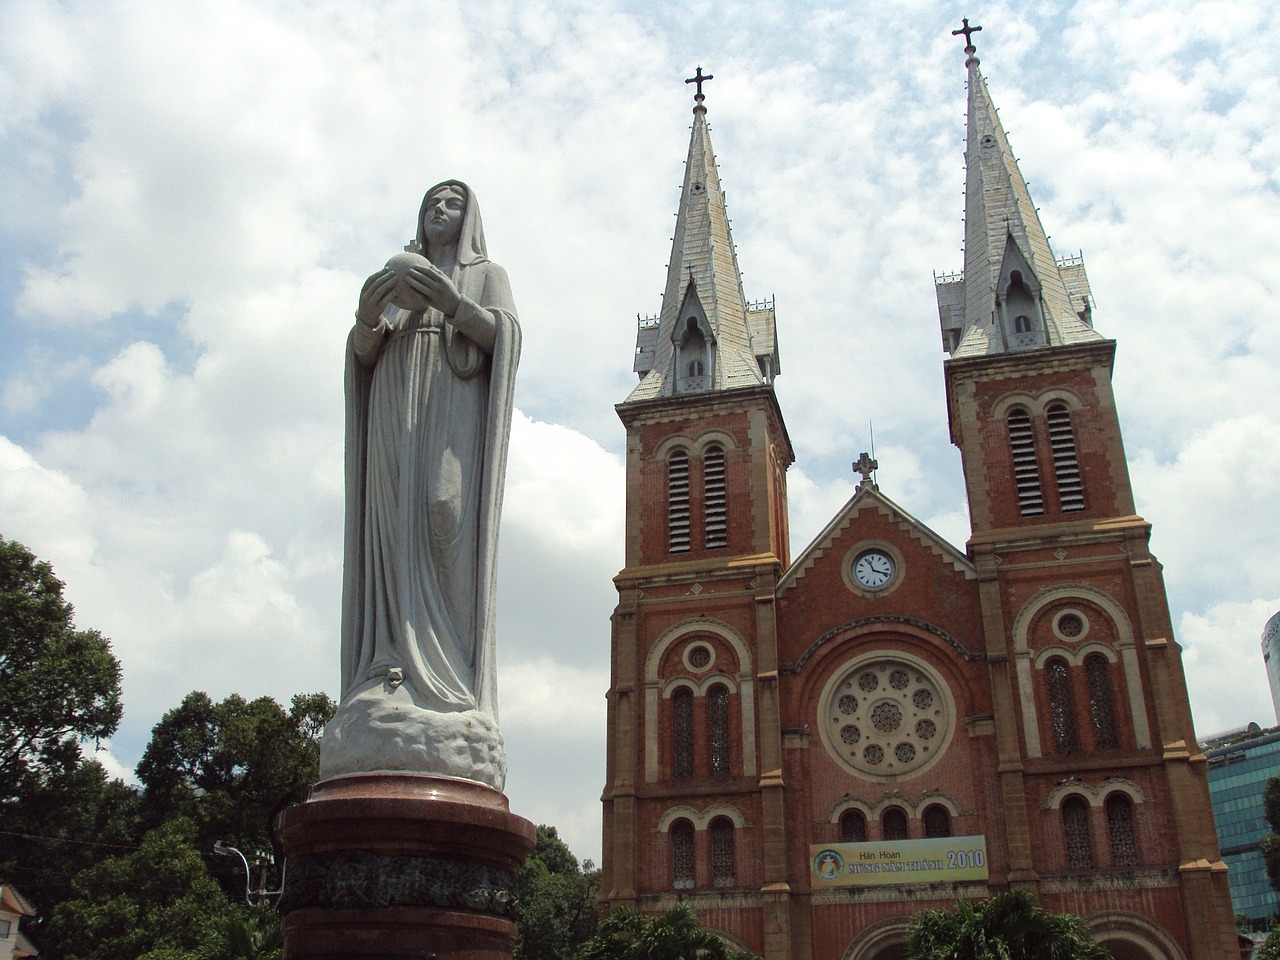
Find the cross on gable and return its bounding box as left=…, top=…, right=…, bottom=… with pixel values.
left=952, top=17, right=982, bottom=50
left=685, top=66, right=714, bottom=102
left=853, top=452, right=878, bottom=487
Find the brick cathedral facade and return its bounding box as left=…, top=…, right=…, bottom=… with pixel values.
left=599, top=37, right=1239, bottom=960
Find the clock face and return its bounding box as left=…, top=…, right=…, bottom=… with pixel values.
left=853, top=550, right=896, bottom=589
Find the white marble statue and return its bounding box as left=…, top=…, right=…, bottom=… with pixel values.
left=319, top=181, right=520, bottom=790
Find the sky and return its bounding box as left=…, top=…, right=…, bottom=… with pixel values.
left=2, top=0, right=1278, bottom=867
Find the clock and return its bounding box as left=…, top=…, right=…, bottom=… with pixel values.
left=852, top=550, right=896, bottom=589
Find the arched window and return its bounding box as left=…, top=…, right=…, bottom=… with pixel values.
left=671, top=819, right=695, bottom=890
left=708, top=684, right=730, bottom=777
left=687, top=359, right=704, bottom=377
left=1106, top=794, right=1139, bottom=866
left=1085, top=654, right=1119, bottom=749
left=1046, top=657, right=1078, bottom=755
left=667, top=451, right=690, bottom=553
left=839, top=809, right=868, bottom=843
left=1013, top=314, right=1033, bottom=333
left=1007, top=407, right=1043, bottom=516
left=703, top=445, right=728, bottom=549
left=1062, top=796, right=1094, bottom=870
left=922, top=805, right=952, bottom=838
left=710, top=817, right=735, bottom=888
left=1046, top=403, right=1085, bottom=511
left=882, top=807, right=908, bottom=841
left=672, top=688, right=693, bottom=780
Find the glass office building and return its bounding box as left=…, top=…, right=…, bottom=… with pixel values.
left=1205, top=727, right=1280, bottom=929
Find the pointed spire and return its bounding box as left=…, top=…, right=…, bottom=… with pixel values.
left=937, top=22, right=1102, bottom=358
left=626, top=73, right=779, bottom=403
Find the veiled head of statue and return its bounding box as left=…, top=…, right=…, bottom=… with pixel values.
left=417, top=180, right=488, bottom=266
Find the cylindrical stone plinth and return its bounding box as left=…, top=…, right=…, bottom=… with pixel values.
left=277, top=774, right=535, bottom=960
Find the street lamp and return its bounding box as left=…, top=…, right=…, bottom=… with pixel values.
left=212, top=840, right=284, bottom=906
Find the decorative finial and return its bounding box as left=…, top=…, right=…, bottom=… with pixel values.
left=685, top=66, right=714, bottom=105
left=952, top=17, right=982, bottom=64
left=853, top=451, right=878, bottom=490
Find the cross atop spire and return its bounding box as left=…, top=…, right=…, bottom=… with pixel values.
left=853, top=452, right=878, bottom=491
left=952, top=17, right=982, bottom=51
left=686, top=66, right=714, bottom=104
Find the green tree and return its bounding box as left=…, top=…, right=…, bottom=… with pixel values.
left=1258, top=776, right=1280, bottom=891
left=43, top=817, right=235, bottom=960
left=136, top=690, right=335, bottom=878
left=579, top=903, right=757, bottom=960
left=0, top=537, right=123, bottom=802
left=514, top=825, right=598, bottom=960
left=908, top=890, right=1110, bottom=960
left=193, top=905, right=283, bottom=960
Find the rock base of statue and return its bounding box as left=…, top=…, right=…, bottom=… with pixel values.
left=277, top=774, right=535, bottom=960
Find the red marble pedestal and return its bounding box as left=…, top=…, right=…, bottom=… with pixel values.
left=277, top=774, right=535, bottom=960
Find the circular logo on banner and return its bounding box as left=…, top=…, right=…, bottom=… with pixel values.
left=812, top=849, right=844, bottom=881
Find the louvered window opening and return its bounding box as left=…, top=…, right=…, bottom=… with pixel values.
left=710, top=818, right=735, bottom=888
left=840, top=810, right=867, bottom=843
left=1007, top=408, right=1044, bottom=516
left=882, top=808, right=908, bottom=841
left=1106, top=794, right=1139, bottom=867
left=672, top=688, right=693, bottom=780
left=923, top=805, right=952, bottom=838
left=704, top=445, right=728, bottom=549
left=1085, top=654, right=1119, bottom=749
left=1046, top=658, right=1078, bottom=755
left=1047, top=403, right=1086, bottom=511
left=708, top=685, right=731, bottom=777
left=671, top=820, right=695, bottom=890
left=668, top=451, right=691, bottom=552
left=1063, top=797, right=1095, bottom=869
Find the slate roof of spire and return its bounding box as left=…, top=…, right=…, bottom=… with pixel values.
left=937, top=41, right=1104, bottom=358
left=626, top=91, right=778, bottom=402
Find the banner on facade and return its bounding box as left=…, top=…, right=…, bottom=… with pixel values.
left=809, top=835, right=989, bottom=887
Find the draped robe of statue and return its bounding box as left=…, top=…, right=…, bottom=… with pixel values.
left=319, top=182, right=520, bottom=790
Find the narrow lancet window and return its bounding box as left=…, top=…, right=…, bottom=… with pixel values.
left=1085, top=654, right=1119, bottom=749
left=667, top=450, right=690, bottom=552
left=1047, top=403, right=1085, bottom=511
left=708, top=684, right=730, bottom=777
left=1106, top=794, right=1139, bottom=866
left=840, top=810, right=867, bottom=843
left=1046, top=657, right=1078, bottom=755
left=710, top=817, right=735, bottom=888
left=703, top=444, right=727, bottom=549
left=882, top=807, right=908, bottom=841
left=1062, top=796, right=1094, bottom=869
left=923, top=805, right=952, bottom=838
left=672, top=688, right=693, bottom=780
left=1007, top=407, right=1044, bottom=516
left=671, top=819, right=695, bottom=889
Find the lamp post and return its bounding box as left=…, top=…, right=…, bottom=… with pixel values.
left=213, top=840, right=282, bottom=906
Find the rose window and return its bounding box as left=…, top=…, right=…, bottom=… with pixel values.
left=822, top=657, right=952, bottom=778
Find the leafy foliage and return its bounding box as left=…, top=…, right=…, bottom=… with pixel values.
left=908, top=890, right=1110, bottom=960
left=0, top=537, right=123, bottom=802
left=514, top=825, right=599, bottom=960
left=1260, top=777, right=1280, bottom=890
left=193, top=906, right=283, bottom=960
left=136, top=690, right=335, bottom=877
left=44, top=817, right=234, bottom=960
left=1255, top=924, right=1280, bottom=960
left=579, top=903, right=757, bottom=960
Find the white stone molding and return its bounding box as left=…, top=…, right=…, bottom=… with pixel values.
left=656, top=803, right=748, bottom=832
left=1045, top=777, right=1147, bottom=809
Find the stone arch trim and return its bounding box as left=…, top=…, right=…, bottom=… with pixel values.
left=656, top=803, right=748, bottom=832
left=1032, top=641, right=1118, bottom=668
left=1034, top=388, right=1087, bottom=415
left=645, top=618, right=756, bottom=783
left=788, top=615, right=977, bottom=674
left=693, top=430, right=738, bottom=455
left=1012, top=584, right=1150, bottom=757
left=661, top=675, right=739, bottom=698
left=653, top=435, right=695, bottom=461
left=1046, top=777, right=1147, bottom=809
left=991, top=392, right=1040, bottom=420
left=1086, top=912, right=1187, bottom=960
left=828, top=798, right=874, bottom=822
left=841, top=914, right=913, bottom=960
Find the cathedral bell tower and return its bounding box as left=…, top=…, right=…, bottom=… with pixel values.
left=600, top=72, right=795, bottom=939
left=936, top=28, right=1237, bottom=958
